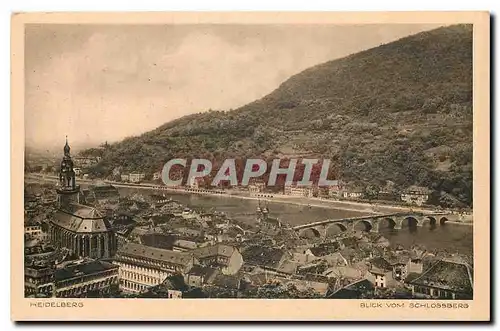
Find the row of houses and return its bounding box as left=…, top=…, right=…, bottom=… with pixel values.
left=249, top=182, right=433, bottom=206
left=121, top=173, right=146, bottom=183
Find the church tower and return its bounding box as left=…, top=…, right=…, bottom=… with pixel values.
left=56, top=136, right=81, bottom=208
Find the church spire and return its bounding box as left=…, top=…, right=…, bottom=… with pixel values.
left=64, top=135, right=71, bottom=156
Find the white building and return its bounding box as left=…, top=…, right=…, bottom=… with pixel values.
left=401, top=186, right=432, bottom=206
left=284, top=186, right=314, bottom=198
left=113, top=243, right=195, bottom=294
left=129, top=173, right=146, bottom=183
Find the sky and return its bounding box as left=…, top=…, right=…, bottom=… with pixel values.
left=25, top=23, right=443, bottom=151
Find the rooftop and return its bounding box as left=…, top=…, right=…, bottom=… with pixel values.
left=55, top=260, right=117, bottom=281
left=52, top=204, right=112, bottom=233
left=192, top=244, right=237, bottom=259
left=117, top=242, right=193, bottom=266
left=407, top=259, right=473, bottom=294
left=241, top=245, right=288, bottom=269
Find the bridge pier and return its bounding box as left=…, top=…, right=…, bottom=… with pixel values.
left=370, top=221, right=379, bottom=233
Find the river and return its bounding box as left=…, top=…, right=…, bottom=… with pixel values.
left=117, top=187, right=473, bottom=255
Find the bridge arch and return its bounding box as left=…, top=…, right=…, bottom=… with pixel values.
left=378, top=217, right=396, bottom=230
left=419, top=216, right=437, bottom=228
left=440, top=217, right=448, bottom=225
left=401, top=216, right=419, bottom=231
left=325, top=223, right=348, bottom=235
left=298, top=227, right=321, bottom=238
left=353, top=220, right=373, bottom=232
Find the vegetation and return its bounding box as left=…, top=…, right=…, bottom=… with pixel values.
left=83, top=25, right=473, bottom=207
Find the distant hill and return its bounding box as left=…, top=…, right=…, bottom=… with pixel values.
left=84, top=24, right=473, bottom=206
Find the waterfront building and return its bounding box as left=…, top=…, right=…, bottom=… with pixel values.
left=49, top=138, right=117, bottom=259
left=129, top=173, right=146, bottom=183
left=113, top=243, right=197, bottom=294
left=401, top=185, right=432, bottom=206
left=120, top=174, right=130, bottom=182
left=342, top=187, right=364, bottom=199
left=153, top=171, right=161, bottom=180
left=55, top=259, right=119, bottom=298
left=249, top=181, right=266, bottom=195
left=327, top=183, right=344, bottom=198
left=284, top=185, right=314, bottom=198
left=187, top=176, right=204, bottom=189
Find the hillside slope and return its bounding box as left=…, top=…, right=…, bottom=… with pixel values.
left=84, top=24, right=473, bottom=206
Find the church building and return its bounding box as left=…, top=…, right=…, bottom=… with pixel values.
left=49, top=138, right=117, bottom=259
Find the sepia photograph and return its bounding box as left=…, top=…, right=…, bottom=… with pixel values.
left=11, top=11, right=490, bottom=321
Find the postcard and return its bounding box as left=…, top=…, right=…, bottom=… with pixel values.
left=11, top=11, right=490, bottom=321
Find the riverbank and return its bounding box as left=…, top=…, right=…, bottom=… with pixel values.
left=24, top=173, right=472, bottom=223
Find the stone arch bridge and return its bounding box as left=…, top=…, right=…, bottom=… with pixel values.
left=293, top=212, right=460, bottom=238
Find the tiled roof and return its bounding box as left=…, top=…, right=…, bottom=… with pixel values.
left=328, top=279, right=374, bottom=299
left=368, top=257, right=393, bottom=274
left=117, top=242, right=193, bottom=266
left=241, top=245, right=287, bottom=269
left=407, top=259, right=473, bottom=294
left=192, top=244, right=236, bottom=259
left=187, top=265, right=218, bottom=279
left=52, top=204, right=112, bottom=233
left=308, top=242, right=341, bottom=257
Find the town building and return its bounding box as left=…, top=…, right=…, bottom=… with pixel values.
left=240, top=245, right=292, bottom=275
left=184, top=265, right=219, bottom=287
left=25, top=262, right=56, bottom=298
left=406, top=259, right=473, bottom=299
left=192, top=244, right=243, bottom=275
left=25, top=223, right=43, bottom=239
left=82, top=183, right=120, bottom=206
left=367, top=257, right=395, bottom=289
left=49, top=138, right=117, bottom=259
left=153, top=171, right=161, bottom=181
left=55, top=259, right=119, bottom=298
left=113, top=243, right=197, bottom=294
left=400, top=185, right=432, bottom=206
left=120, top=174, right=130, bottom=182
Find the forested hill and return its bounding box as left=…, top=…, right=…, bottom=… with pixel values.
left=83, top=24, right=473, bottom=206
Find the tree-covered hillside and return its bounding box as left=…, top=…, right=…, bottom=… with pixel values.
left=84, top=24, right=473, bottom=206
